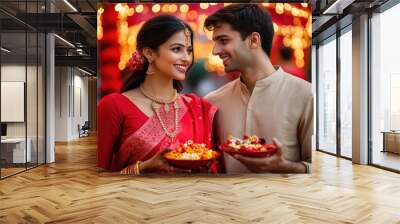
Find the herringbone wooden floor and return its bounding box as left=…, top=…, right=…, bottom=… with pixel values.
left=1, top=135, right=400, bottom=224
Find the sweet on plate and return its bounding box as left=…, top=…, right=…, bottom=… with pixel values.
left=220, top=135, right=277, bottom=157
left=164, top=140, right=220, bottom=169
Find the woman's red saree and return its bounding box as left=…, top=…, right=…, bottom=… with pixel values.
left=97, top=93, right=217, bottom=172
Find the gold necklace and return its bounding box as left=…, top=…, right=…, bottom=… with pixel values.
left=140, top=85, right=177, bottom=112
left=140, top=85, right=180, bottom=138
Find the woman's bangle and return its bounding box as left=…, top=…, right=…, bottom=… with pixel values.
left=134, top=161, right=142, bottom=175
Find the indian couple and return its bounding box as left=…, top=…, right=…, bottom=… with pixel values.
left=97, top=4, right=313, bottom=174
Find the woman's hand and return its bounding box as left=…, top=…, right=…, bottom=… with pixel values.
left=140, top=148, right=192, bottom=174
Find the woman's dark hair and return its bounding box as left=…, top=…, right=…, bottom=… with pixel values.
left=121, top=15, right=194, bottom=93
left=204, top=4, right=274, bottom=57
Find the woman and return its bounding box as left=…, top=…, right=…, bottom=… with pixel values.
left=97, top=15, right=218, bottom=174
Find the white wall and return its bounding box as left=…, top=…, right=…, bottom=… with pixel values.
left=54, top=67, right=89, bottom=141
left=1, top=64, right=26, bottom=81
left=1, top=65, right=26, bottom=140
left=1, top=65, right=37, bottom=137
left=55, top=66, right=69, bottom=141
left=72, top=73, right=89, bottom=138
left=1, top=64, right=45, bottom=164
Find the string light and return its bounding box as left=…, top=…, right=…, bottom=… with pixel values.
left=162, top=4, right=169, bottom=13
left=114, top=3, right=123, bottom=12
left=128, top=35, right=135, bottom=45
left=111, top=3, right=310, bottom=71
left=152, top=4, right=160, bottom=13
left=197, top=14, right=208, bottom=34
left=301, top=3, right=308, bottom=8
left=291, top=37, right=302, bottom=49
left=293, top=17, right=301, bottom=26
left=180, top=4, right=189, bottom=13
left=296, top=59, right=305, bottom=68
left=169, top=4, right=178, bottom=13
left=275, top=3, right=284, bottom=14
left=291, top=8, right=299, bottom=17
left=187, top=10, right=198, bottom=20
left=295, top=49, right=304, bottom=59
left=283, top=37, right=291, bottom=47
left=97, top=7, right=104, bottom=40
left=200, top=3, right=209, bottom=10
left=135, top=5, right=144, bottom=13
left=284, top=3, right=292, bottom=11
left=127, top=7, right=134, bottom=16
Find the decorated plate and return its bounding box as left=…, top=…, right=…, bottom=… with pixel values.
left=219, top=135, right=277, bottom=158
left=164, top=140, right=220, bottom=169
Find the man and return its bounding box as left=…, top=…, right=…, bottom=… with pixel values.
left=204, top=4, right=313, bottom=173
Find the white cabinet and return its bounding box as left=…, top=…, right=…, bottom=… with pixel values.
left=1, top=138, right=32, bottom=163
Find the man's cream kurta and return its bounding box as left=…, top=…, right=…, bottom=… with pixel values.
left=205, top=67, right=313, bottom=173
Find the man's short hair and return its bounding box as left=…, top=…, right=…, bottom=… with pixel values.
left=204, top=4, right=274, bottom=57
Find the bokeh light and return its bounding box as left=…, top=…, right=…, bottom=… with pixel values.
left=99, top=3, right=311, bottom=96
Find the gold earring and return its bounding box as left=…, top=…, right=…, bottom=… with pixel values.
left=184, top=28, right=191, bottom=48
left=146, top=60, right=155, bottom=75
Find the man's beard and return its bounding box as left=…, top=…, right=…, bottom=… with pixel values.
left=224, top=59, right=242, bottom=73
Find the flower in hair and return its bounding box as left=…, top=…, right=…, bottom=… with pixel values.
left=127, top=51, right=145, bottom=71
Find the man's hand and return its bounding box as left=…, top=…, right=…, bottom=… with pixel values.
left=233, top=138, right=307, bottom=173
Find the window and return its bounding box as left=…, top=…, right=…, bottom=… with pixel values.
left=339, top=28, right=352, bottom=158
left=317, top=36, right=337, bottom=154
left=0, top=0, right=46, bottom=179
left=371, top=2, right=400, bottom=171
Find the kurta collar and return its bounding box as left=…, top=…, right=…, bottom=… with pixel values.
left=237, top=66, right=283, bottom=96
left=235, top=66, right=283, bottom=104
left=254, top=66, right=283, bottom=87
